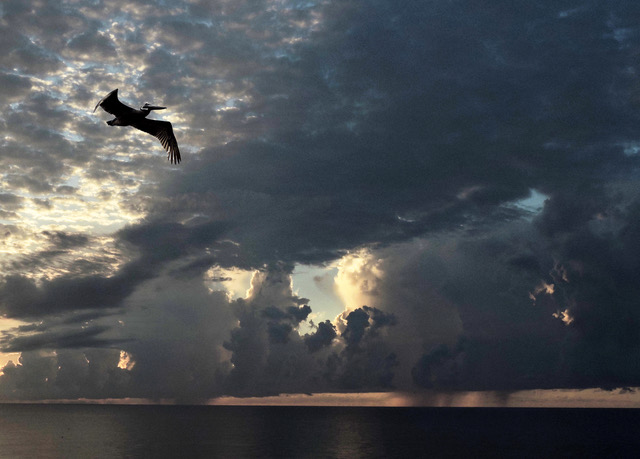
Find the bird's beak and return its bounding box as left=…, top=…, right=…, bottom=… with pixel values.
left=146, top=105, right=166, bottom=110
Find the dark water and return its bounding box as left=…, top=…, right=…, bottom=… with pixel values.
left=0, top=404, right=639, bottom=458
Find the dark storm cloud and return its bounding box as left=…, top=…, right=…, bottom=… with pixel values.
left=336, top=306, right=398, bottom=390
left=341, top=308, right=370, bottom=348
left=0, top=348, right=131, bottom=400
left=0, top=272, right=133, bottom=318
left=155, top=0, right=640, bottom=268
left=0, top=324, right=118, bottom=352
left=3, top=0, right=640, bottom=401
left=222, top=267, right=313, bottom=396
left=174, top=0, right=639, bottom=395
left=261, top=304, right=311, bottom=323
left=532, top=194, right=640, bottom=389
left=117, top=218, right=232, bottom=268
left=402, top=187, right=640, bottom=392
left=288, top=305, right=312, bottom=323
left=261, top=305, right=311, bottom=344
left=0, top=218, right=230, bottom=319
left=412, top=343, right=464, bottom=390
left=221, top=269, right=400, bottom=396
left=304, top=320, right=337, bottom=353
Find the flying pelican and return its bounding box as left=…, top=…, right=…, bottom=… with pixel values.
left=93, top=89, right=181, bottom=164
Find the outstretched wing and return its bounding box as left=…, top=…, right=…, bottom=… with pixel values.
left=93, top=89, right=135, bottom=116
left=130, top=118, right=181, bottom=164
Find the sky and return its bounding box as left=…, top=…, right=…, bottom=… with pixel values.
left=1, top=0, right=640, bottom=406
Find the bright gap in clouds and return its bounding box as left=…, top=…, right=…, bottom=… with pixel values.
left=205, top=263, right=345, bottom=327
left=0, top=318, right=22, bottom=374
left=203, top=260, right=348, bottom=339
left=291, top=264, right=342, bottom=332
left=508, top=188, right=548, bottom=216
left=204, top=266, right=254, bottom=300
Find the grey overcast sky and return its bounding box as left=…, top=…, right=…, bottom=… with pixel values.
left=1, top=0, right=640, bottom=404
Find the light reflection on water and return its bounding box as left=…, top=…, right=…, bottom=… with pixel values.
left=0, top=404, right=639, bottom=458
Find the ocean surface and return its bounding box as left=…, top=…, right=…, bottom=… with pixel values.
left=0, top=404, right=639, bottom=458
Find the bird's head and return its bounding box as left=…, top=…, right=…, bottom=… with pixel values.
left=141, top=102, right=166, bottom=111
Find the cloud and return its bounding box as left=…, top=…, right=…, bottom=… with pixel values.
left=0, top=348, right=131, bottom=400
left=222, top=266, right=316, bottom=396
left=218, top=266, right=400, bottom=396
left=0, top=324, right=119, bottom=353
left=334, top=305, right=398, bottom=390
left=532, top=193, right=640, bottom=389
left=66, top=31, right=117, bottom=60
left=2, top=0, right=640, bottom=401
left=153, top=0, right=640, bottom=270
left=304, top=320, right=337, bottom=353
left=341, top=306, right=397, bottom=349
left=114, top=276, right=237, bottom=402
left=0, top=73, right=32, bottom=102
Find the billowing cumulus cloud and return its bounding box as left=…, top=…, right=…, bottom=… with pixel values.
left=1, top=0, right=640, bottom=402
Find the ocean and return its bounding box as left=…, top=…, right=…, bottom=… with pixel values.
left=0, top=404, right=638, bottom=458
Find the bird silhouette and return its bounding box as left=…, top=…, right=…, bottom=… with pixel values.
left=94, top=89, right=181, bottom=164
